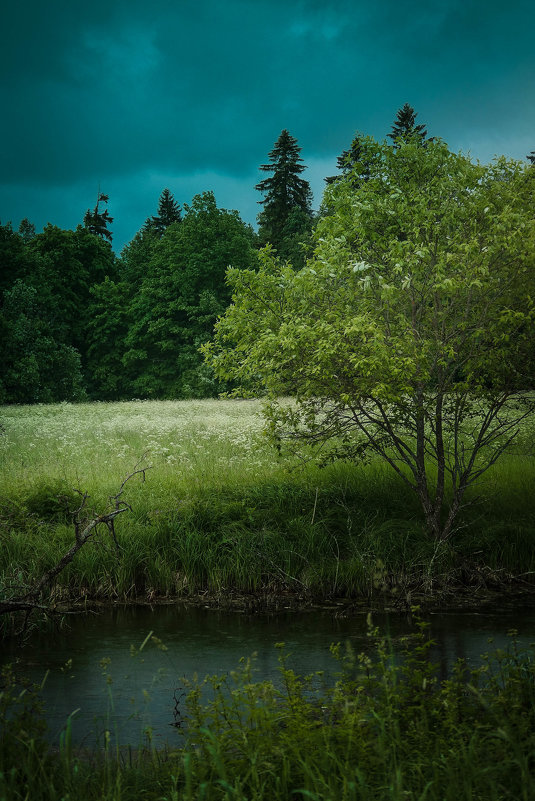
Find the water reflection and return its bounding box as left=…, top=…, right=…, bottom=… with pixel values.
left=3, top=604, right=535, bottom=747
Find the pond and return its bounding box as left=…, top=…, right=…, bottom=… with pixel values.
left=3, top=602, right=535, bottom=749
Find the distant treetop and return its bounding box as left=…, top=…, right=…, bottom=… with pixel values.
left=150, top=188, right=182, bottom=237
left=84, top=192, right=113, bottom=242
left=388, top=103, right=428, bottom=146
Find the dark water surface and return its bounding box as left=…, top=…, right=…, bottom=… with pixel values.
left=3, top=603, right=535, bottom=748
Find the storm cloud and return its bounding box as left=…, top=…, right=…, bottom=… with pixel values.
left=1, top=0, right=533, bottom=250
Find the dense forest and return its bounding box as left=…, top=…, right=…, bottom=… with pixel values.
left=0, top=105, right=531, bottom=404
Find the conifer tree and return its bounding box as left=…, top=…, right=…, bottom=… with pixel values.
left=527, top=151, right=535, bottom=166
left=84, top=192, right=113, bottom=242
left=388, top=103, right=428, bottom=147
left=256, top=129, right=313, bottom=252
left=151, top=188, right=182, bottom=237
left=325, top=134, right=373, bottom=187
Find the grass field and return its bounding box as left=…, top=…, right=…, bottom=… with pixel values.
left=1, top=399, right=535, bottom=608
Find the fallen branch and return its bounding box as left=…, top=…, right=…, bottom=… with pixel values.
left=0, top=458, right=152, bottom=631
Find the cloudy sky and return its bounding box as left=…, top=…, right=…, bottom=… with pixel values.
left=1, top=0, right=533, bottom=252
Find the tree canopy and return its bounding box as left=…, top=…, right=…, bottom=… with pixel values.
left=325, top=134, right=373, bottom=187
left=205, top=137, right=535, bottom=541
left=122, top=191, right=256, bottom=398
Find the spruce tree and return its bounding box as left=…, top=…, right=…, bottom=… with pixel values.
left=325, top=134, right=372, bottom=187
left=388, top=103, right=428, bottom=147
left=84, top=192, right=113, bottom=242
left=151, top=188, right=182, bottom=237
left=256, top=129, right=313, bottom=253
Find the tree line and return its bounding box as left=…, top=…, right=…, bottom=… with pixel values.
left=1, top=104, right=531, bottom=404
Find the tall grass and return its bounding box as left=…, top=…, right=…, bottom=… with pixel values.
left=2, top=617, right=535, bottom=800
left=1, top=399, right=535, bottom=609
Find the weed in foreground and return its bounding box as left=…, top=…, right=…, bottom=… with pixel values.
left=1, top=615, right=535, bottom=800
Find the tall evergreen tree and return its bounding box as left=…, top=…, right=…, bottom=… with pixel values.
left=388, top=103, right=428, bottom=146
left=150, top=188, right=182, bottom=237
left=325, top=134, right=374, bottom=187
left=527, top=151, right=535, bottom=166
left=84, top=192, right=113, bottom=242
left=256, top=129, right=313, bottom=254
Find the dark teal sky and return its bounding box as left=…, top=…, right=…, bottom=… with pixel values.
left=1, top=0, right=533, bottom=252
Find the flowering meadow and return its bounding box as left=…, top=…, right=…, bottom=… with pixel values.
left=0, top=399, right=276, bottom=499
left=1, top=399, right=534, bottom=604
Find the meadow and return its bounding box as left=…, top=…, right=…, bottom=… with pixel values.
left=1, top=398, right=535, bottom=612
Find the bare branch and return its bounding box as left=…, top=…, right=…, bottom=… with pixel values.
left=0, top=459, right=152, bottom=628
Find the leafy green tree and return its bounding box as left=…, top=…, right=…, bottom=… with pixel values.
left=0, top=222, right=37, bottom=294
left=84, top=192, right=113, bottom=242
left=150, top=188, right=182, bottom=237
left=0, top=280, right=85, bottom=403
left=256, top=129, right=313, bottom=260
left=388, top=103, right=428, bottom=146
left=85, top=225, right=160, bottom=400
left=85, top=277, right=133, bottom=399
left=0, top=223, right=115, bottom=402
left=18, top=218, right=36, bottom=242
left=527, top=151, right=535, bottom=166
left=123, top=192, right=256, bottom=398
left=205, top=138, right=535, bottom=542
left=28, top=224, right=116, bottom=362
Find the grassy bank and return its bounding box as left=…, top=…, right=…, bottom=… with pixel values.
left=2, top=619, right=535, bottom=800
left=1, top=399, right=535, bottom=613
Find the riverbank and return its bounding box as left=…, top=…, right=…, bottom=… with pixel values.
left=1, top=399, right=535, bottom=632
left=2, top=607, right=535, bottom=801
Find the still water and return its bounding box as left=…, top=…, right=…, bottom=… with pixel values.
left=3, top=603, right=535, bottom=748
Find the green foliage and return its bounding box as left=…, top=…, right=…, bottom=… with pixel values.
left=123, top=192, right=256, bottom=399
left=2, top=622, right=535, bottom=800
left=150, top=188, right=182, bottom=236
left=256, top=129, right=313, bottom=262
left=83, top=192, right=113, bottom=242
left=85, top=277, right=134, bottom=399
left=23, top=479, right=81, bottom=524
left=29, top=224, right=117, bottom=357
left=0, top=223, right=117, bottom=403
left=388, top=102, right=428, bottom=146
left=325, top=133, right=373, bottom=188
left=0, top=280, right=86, bottom=403
left=206, top=138, right=535, bottom=541
left=0, top=221, right=37, bottom=294
left=17, top=217, right=36, bottom=243
left=177, top=622, right=535, bottom=801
